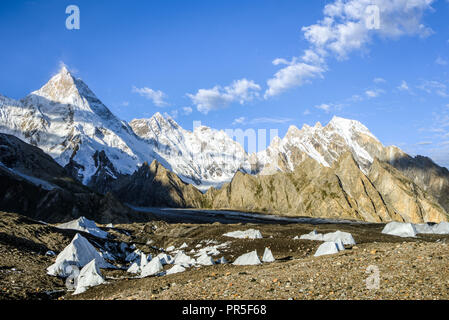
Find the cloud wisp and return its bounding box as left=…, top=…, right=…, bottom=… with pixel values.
left=232, top=116, right=293, bottom=126
left=187, top=79, right=261, bottom=114
left=132, top=86, right=169, bottom=107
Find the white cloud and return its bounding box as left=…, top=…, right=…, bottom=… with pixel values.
left=303, top=109, right=311, bottom=115
left=416, top=141, right=433, bottom=145
left=169, top=110, right=178, bottom=119
left=231, top=116, right=293, bottom=126
left=397, top=80, right=410, bottom=91
left=373, top=77, right=386, bottom=83
left=365, top=88, right=384, bottom=98
left=303, top=0, right=435, bottom=59
left=349, top=94, right=364, bottom=102
left=265, top=0, right=435, bottom=97
left=182, top=106, right=193, bottom=115
left=435, top=56, right=448, bottom=66
left=249, top=117, right=293, bottom=124
left=314, top=103, right=331, bottom=112
left=232, top=117, right=246, bottom=125
left=188, top=79, right=261, bottom=114
left=417, top=80, right=448, bottom=97
left=132, top=86, right=168, bottom=107
left=58, top=61, right=79, bottom=75
left=264, top=62, right=325, bottom=98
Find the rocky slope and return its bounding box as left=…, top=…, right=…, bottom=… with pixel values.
left=0, top=133, right=143, bottom=224
left=203, top=152, right=448, bottom=223
left=2, top=210, right=448, bottom=301
left=368, top=158, right=447, bottom=223
left=104, top=160, right=205, bottom=208
left=253, top=118, right=449, bottom=217
left=387, top=153, right=449, bottom=214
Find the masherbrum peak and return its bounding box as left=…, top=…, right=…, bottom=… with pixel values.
left=0, top=65, right=153, bottom=184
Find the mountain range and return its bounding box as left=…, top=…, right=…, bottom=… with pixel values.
left=1, top=66, right=448, bottom=223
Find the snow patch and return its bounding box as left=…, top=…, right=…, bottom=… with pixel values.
left=141, top=258, right=163, bottom=277
left=47, top=233, right=111, bottom=277
left=233, top=250, right=261, bottom=265
left=262, top=248, right=275, bottom=263
left=173, top=252, right=196, bottom=267
left=57, top=217, right=109, bottom=239
left=382, top=222, right=417, bottom=238
left=166, top=265, right=186, bottom=275
left=298, top=230, right=356, bottom=246
left=299, top=230, right=324, bottom=241
left=223, top=229, right=262, bottom=239
left=73, top=259, right=105, bottom=295
left=196, top=254, right=215, bottom=266
left=314, top=241, right=343, bottom=257
left=323, top=231, right=356, bottom=246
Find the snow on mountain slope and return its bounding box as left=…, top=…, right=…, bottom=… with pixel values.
left=255, top=116, right=389, bottom=175
left=0, top=67, right=159, bottom=184
left=129, top=113, right=252, bottom=191
left=0, top=66, right=408, bottom=192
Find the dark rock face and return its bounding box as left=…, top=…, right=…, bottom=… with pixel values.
left=0, top=133, right=69, bottom=183
left=87, top=150, right=121, bottom=194
left=0, top=133, right=141, bottom=224
left=389, top=155, right=449, bottom=214
left=107, top=160, right=204, bottom=208
left=64, top=159, right=85, bottom=183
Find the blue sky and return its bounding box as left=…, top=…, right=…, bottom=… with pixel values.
left=0, top=0, right=449, bottom=167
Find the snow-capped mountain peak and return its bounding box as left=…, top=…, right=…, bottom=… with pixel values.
left=28, top=66, right=115, bottom=122
left=0, top=66, right=152, bottom=184
left=256, top=116, right=386, bottom=175
left=129, top=114, right=252, bottom=191
left=328, top=116, right=378, bottom=141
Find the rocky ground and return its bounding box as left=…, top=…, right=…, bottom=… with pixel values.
left=0, top=211, right=448, bottom=300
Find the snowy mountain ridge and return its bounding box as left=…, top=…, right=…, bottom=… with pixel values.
left=254, top=115, right=390, bottom=176
left=0, top=67, right=158, bottom=184
left=0, top=66, right=405, bottom=191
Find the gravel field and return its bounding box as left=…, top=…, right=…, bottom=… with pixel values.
left=1, top=211, right=448, bottom=300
